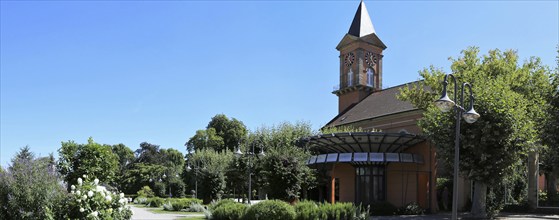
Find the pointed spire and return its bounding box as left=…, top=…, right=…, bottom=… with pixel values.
left=348, top=0, right=376, bottom=37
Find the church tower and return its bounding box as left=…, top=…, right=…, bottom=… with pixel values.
left=333, top=0, right=386, bottom=113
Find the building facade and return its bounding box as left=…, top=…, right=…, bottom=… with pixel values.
left=302, top=1, right=439, bottom=212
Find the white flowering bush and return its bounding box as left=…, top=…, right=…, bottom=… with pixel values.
left=68, top=175, right=132, bottom=219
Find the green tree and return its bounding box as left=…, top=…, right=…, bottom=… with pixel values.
left=121, top=163, right=166, bottom=194
left=111, top=143, right=135, bottom=191
left=540, top=53, right=559, bottom=203
left=186, top=128, right=225, bottom=152
left=208, top=114, right=248, bottom=151
left=187, top=149, right=233, bottom=203
left=186, top=114, right=247, bottom=152
left=1, top=147, right=67, bottom=220
left=57, top=137, right=119, bottom=189
left=252, top=121, right=316, bottom=201
left=135, top=142, right=164, bottom=164
left=399, top=47, right=554, bottom=217
left=161, top=148, right=185, bottom=176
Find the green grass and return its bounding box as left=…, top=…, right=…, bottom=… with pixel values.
left=149, top=209, right=203, bottom=215
left=176, top=217, right=206, bottom=220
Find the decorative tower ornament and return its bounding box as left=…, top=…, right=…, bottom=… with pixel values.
left=333, top=0, right=386, bottom=113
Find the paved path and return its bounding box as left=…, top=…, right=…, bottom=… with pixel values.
left=129, top=205, right=204, bottom=220
left=371, top=212, right=559, bottom=220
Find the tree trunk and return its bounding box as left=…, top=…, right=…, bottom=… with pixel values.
left=527, top=151, right=538, bottom=209
left=471, top=181, right=488, bottom=218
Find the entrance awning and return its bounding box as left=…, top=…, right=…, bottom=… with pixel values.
left=307, top=152, right=424, bottom=165
left=301, top=132, right=426, bottom=154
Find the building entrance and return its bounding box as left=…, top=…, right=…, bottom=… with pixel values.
left=355, top=166, right=385, bottom=205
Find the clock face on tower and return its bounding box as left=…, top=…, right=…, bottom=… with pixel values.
left=365, top=52, right=378, bottom=67
left=344, top=52, right=355, bottom=67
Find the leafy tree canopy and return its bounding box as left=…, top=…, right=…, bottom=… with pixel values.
left=186, top=114, right=247, bottom=152
left=57, top=137, right=119, bottom=188
left=399, top=47, right=555, bottom=216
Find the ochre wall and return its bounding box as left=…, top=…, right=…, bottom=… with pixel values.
left=385, top=142, right=436, bottom=210
left=330, top=163, right=356, bottom=203
left=333, top=111, right=438, bottom=212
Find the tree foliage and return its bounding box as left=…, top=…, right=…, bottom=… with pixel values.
left=57, top=138, right=119, bottom=189
left=1, top=147, right=67, bottom=220
left=399, top=47, right=555, bottom=216
left=186, top=114, right=247, bottom=152
left=111, top=143, right=135, bottom=191
left=540, top=50, right=559, bottom=201
left=187, top=149, right=234, bottom=203
left=252, top=121, right=317, bottom=201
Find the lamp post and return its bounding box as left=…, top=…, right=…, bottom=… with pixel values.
left=235, top=140, right=265, bottom=204
left=434, top=73, right=480, bottom=220
left=186, top=152, right=198, bottom=199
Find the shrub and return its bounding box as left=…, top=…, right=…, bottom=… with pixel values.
left=169, top=198, right=202, bottom=211
left=294, top=201, right=320, bottom=220
left=319, top=202, right=355, bottom=220
left=188, top=203, right=207, bottom=212
left=169, top=178, right=186, bottom=198
left=354, top=205, right=370, bottom=220
left=212, top=202, right=247, bottom=220
left=244, top=200, right=296, bottom=220
left=147, top=197, right=164, bottom=207
left=134, top=196, right=148, bottom=204
left=397, top=202, right=425, bottom=215
left=153, top=182, right=167, bottom=197
left=370, top=201, right=397, bottom=216
left=163, top=201, right=174, bottom=211
left=0, top=149, right=68, bottom=220
left=210, top=199, right=237, bottom=211
left=66, top=176, right=132, bottom=219
left=137, top=185, right=155, bottom=198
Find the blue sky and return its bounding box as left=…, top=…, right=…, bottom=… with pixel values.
left=1, top=1, right=557, bottom=167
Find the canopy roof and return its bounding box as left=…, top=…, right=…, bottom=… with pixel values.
left=307, top=152, right=424, bottom=166
left=301, top=132, right=426, bottom=154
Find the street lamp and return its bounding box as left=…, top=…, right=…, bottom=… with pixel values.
left=434, top=73, right=480, bottom=220
left=186, top=152, right=199, bottom=199
left=235, top=140, right=265, bottom=204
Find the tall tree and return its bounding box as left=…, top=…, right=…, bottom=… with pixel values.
left=251, top=121, right=316, bottom=201
left=540, top=52, right=559, bottom=203
left=187, top=149, right=233, bottom=203
left=207, top=114, right=248, bottom=151
left=186, top=114, right=248, bottom=152
left=186, top=128, right=224, bottom=152
left=111, top=143, right=135, bottom=191
left=57, top=138, right=119, bottom=189
left=135, top=142, right=163, bottom=164
left=1, top=147, right=67, bottom=219
left=399, top=47, right=554, bottom=217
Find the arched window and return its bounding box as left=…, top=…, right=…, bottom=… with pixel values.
left=347, top=69, right=353, bottom=87
left=367, top=68, right=375, bottom=87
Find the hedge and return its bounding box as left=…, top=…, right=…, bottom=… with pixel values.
left=244, top=200, right=296, bottom=220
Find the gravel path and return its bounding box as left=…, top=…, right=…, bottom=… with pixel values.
left=129, top=205, right=204, bottom=220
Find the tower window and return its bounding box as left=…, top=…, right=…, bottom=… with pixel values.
left=347, top=69, right=353, bottom=87
left=367, top=68, right=375, bottom=87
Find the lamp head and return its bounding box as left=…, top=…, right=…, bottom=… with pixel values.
left=434, top=93, right=455, bottom=112
left=186, top=165, right=192, bottom=171
left=234, top=148, right=243, bottom=156
left=258, top=149, right=266, bottom=157
left=462, top=107, right=480, bottom=123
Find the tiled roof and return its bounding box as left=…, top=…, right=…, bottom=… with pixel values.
left=326, top=81, right=422, bottom=127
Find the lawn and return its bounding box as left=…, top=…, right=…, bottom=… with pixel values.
left=176, top=217, right=206, bottom=220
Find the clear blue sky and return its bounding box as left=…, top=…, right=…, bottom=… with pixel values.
left=1, top=1, right=557, bottom=167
